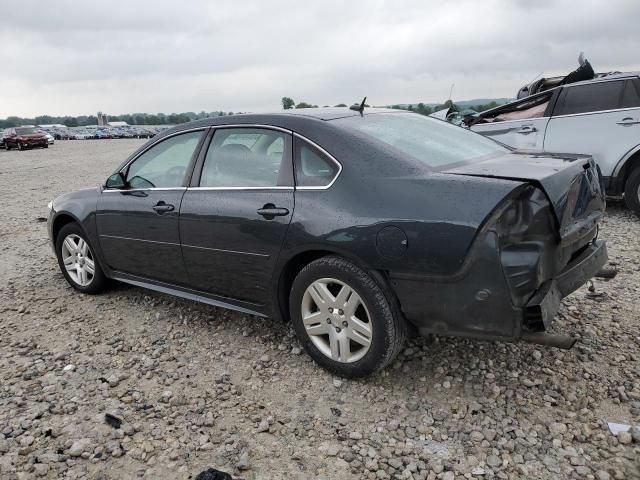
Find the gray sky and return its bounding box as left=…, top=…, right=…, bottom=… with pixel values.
left=2, top=0, right=640, bottom=118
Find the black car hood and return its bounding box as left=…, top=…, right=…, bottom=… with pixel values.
left=443, top=151, right=605, bottom=241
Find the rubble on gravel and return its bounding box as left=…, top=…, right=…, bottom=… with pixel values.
left=0, top=141, right=638, bottom=479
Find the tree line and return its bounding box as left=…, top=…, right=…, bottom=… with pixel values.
left=281, top=97, right=347, bottom=110
left=391, top=100, right=500, bottom=115
left=283, top=97, right=499, bottom=115
left=0, top=111, right=236, bottom=129
left=0, top=98, right=502, bottom=130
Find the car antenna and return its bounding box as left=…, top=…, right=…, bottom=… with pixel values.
left=349, top=96, right=367, bottom=116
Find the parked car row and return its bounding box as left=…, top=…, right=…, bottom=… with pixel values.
left=1, top=125, right=166, bottom=150
left=41, top=126, right=164, bottom=141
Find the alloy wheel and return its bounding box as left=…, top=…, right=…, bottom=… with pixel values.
left=60, top=234, right=95, bottom=287
left=301, top=278, right=373, bottom=363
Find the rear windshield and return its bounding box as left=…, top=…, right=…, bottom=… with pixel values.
left=16, top=127, right=37, bottom=135
left=332, top=112, right=508, bottom=168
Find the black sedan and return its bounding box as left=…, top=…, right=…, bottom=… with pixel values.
left=47, top=108, right=607, bottom=377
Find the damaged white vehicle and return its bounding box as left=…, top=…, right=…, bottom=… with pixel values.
left=465, top=56, right=640, bottom=217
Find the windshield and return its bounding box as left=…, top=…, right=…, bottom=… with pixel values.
left=332, top=112, right=508, bottom=168
left=16, top=127, right=37, bottom=135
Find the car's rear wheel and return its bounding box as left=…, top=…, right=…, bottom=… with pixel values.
left=289, top=256, right=406, bottom=378
left=55, top=223, right=107, bottom=294
left=624, top=167, right=640, bottom=217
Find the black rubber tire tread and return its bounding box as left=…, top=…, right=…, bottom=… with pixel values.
left=55, top=222, right=108, bottom=294
left=624, top=167, right=640, bottom=217
left=289, top=255, right=406, bottom=378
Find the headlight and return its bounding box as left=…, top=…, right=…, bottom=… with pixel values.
left=47, top=201, right=53, bottom=211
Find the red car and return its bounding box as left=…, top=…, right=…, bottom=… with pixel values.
left=3, top=126, right=49, bottom=150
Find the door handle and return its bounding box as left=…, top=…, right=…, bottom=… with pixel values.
left=516, top=126, right=537, bottom=134
left=152, top=201, right=175, bottom=213
left=257, top=203, right=289, bottom=218
left=616, top=117, right=640, bottom=126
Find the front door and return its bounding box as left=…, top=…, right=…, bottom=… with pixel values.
left=179, top=127, right=294, bottom=307
left=96, top=129, right=205, bottom=285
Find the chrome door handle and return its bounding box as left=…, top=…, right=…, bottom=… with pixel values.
left=152, top=201, right=175, bottom=213
left=516, top=126, right=537, bottom=134
left=616, top=117, right=640, bottom=126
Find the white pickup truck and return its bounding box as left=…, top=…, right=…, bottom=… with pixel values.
left=465, top=72, right=640, bottom=217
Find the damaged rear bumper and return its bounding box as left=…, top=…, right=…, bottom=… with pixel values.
left=391, top=239, right=608, bottom=343
left=524, top=240, right=607, bottom=331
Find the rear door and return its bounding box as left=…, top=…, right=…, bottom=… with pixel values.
left=179, top=126, right=294, bottom=307
left=544, top=79, right=640, bottom=178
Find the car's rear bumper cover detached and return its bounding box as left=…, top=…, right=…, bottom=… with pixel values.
left=526, top=240, right=607, bottom=331
left=390, top=239, right=607, bottom=344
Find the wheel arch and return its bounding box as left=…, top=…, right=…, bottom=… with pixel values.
left=274, top=248, right=407, bottom=330
left=51, top=212, right=82, bottom=244
left=612, top=145, right=640, bottom=195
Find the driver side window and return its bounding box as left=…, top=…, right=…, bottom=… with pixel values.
left=125, top=131, right=202, bottom=189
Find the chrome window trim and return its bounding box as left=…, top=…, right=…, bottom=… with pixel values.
left=103, top=187, right=187, bottom=193
left=293, top=132, right=343, bottom=190
left=550, top=106, right=640, bottom=120
left=187, top=186, right=294, bottom=191
left=210, top=124, right=292, bottom=134
left=108, top=124, right=343, bottom=192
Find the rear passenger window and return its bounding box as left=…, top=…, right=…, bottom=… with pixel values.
left=621, top=80, right=640, bottom=109
left=294, top=139, right=340, bottom=187
left=553, top=81, right=624, bottom=116
left=200, top=128, right=291, bottom=187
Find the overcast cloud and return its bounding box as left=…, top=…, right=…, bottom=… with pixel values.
left=2, top=0, right=640, bottom=117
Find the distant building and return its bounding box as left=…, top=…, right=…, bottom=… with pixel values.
left=107, top=121, right=129, bottom=127
left=36, top=124, right=67, bottom=128
left=97, top=112, right=109, bottom=126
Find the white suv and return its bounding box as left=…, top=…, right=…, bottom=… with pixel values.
left=466, top=73, right=640, bottom=216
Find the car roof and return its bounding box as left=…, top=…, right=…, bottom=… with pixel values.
left=268, top=107, right=396, bottom=120
left=158, top=107, right=406, bottom=138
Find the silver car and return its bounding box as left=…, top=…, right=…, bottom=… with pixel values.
left=466, top=73, right=640, bottom=216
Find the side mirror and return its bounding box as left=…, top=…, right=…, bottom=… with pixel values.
left=105, top=172, right=127, bottom=189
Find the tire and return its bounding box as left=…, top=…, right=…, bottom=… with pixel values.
left=5, top=143, right=10, bottom=151
left=44, top=144, right=49, bottom=149
left=624, top=167, right=640, bottom=217
left=55, top=223, right=107, bottom=294
left=289, top=256, right=406, bottom=378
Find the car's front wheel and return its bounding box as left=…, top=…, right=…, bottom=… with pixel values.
left=289, top=256, right=406, bottom=378
left=624, top=167, right=640, bottom=217
left=55, top=223, right=107, bottom=294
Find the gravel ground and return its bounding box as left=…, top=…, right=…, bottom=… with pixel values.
left=0, top=140, right=639, bottom=480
